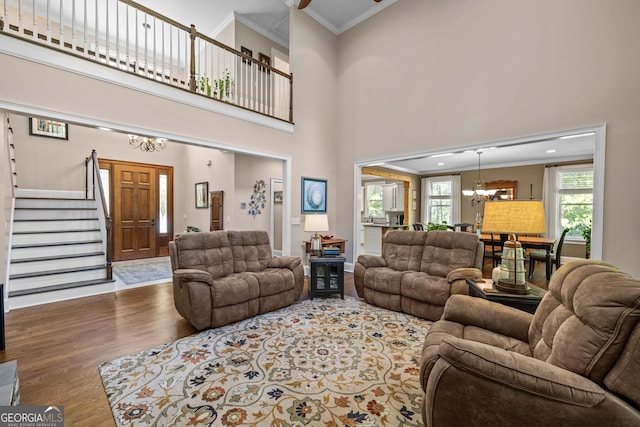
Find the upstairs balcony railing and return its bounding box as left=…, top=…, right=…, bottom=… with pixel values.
left=0, top=0, right=293, bottom=123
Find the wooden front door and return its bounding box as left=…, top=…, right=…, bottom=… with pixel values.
left=210, top=191, right=224, bottom=231
left=113, top=163, right=157, bottom=260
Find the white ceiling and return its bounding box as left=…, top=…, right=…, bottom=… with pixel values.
left=133, top=0, right=397, bottom=47
left=365, top=132, right=596, bottom=176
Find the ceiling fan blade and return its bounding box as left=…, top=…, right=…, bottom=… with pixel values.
left=298, top=0, right=312, bottom=10
left=374, top=0, right=383, bottom=2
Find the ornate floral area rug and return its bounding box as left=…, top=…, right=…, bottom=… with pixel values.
left=99, top=297, right=431, bottom=426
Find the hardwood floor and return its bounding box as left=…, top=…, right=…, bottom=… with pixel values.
left=0, top=260, right=546, bottom=426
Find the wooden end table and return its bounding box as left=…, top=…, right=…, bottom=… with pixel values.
left=466, top=278, right=547, bottom=314
left=309, top=256, right=345, bottom=299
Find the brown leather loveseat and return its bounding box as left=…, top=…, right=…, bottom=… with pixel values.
left=419, top=260, right=640, bottom=427
left=169, top=230, right=304, bottom=330
left=354, top=230, right=484, bottom=321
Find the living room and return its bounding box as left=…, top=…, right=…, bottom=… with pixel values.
left=0, top=0, right=639, bottom=425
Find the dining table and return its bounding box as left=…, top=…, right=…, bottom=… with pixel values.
left=479, top=234, right=556, bottom=280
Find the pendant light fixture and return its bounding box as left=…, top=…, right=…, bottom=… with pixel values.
left=462, top=151, right=496, bottom=206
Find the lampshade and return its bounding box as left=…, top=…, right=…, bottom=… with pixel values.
left=482, top=200, right=546, bottom=295
left=304, top=214, right=329, bottom=232
left=482, top=200, right=546, bottom=235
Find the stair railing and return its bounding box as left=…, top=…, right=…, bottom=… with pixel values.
left=85, top=150, right=112, bottom=280
left=0, top=0, right=293, bottom=123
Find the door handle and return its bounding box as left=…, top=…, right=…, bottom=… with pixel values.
left=151, top=219, right=155, bottom=225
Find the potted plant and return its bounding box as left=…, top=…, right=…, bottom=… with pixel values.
left=425, top=221, right=449, bottom=231
left=581, top=222, right=592, bottom=259
left=198, top=69, right=234, bottom=101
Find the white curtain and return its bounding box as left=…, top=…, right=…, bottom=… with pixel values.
left=420, top=177, right=429, bottom=223
left=542, top=166, right=558, bottom=239
left=451, top=175, right=461, bottom=226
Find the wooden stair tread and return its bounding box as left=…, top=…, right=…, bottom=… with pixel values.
left=8, top=279, right=115, bottom=297
left=12, top=228, right=100, bottom=235
left=12, top=240, right=102, bottom=249
left=11, top=252, right=105, bottom=264
left=9, top=264, right=108, bottom=280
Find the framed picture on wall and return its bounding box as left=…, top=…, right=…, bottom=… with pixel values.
left=274, top=191, right=283, bottom=204
left=29, top=117, right=69, bottom=140
left=241, top=46, right=253, bottom=65
left=195, top=182, right=209, bottom=209
left=259, top=52, right=271, bottom=72
left=301, top=177, right=327, bottom=214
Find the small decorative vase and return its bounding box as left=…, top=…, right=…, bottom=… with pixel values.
left=492, top=266, right=501, bottom=284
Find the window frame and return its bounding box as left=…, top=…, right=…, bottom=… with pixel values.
left=364, top=180, right=385, bottom=219
left=424, top=176, right=454, bottom=225
left=550, top=164, right=594, bottom=242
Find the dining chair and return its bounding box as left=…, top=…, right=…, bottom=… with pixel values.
left=413, top=222, right=424, bottom=231
left=528, top=228, right=569, bottom=280
left=484, top=233, right=508, bottom=269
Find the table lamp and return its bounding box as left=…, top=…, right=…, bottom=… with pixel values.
left=482, top=200, right=546, bottom=294
left=304, top=214, right=329, bottom=252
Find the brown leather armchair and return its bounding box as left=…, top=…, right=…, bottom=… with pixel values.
left=419, top=260, right=640, bottom=427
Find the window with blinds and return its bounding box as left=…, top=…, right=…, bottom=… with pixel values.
left=558, top=166, right=593, bottom=239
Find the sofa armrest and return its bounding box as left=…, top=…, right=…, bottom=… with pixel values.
left=422, top=337, right=619, bottom=427
left=356, top=254, right=387, bottom=268
left=447, top=267, right=483, bottom=295
left=446, top=267, right=483, bottom=283
left=173, top=268, right=213, bottom=286
left=439, top=337, right=606, bottom=406
left=442, top=295, right=532, bottom=342
left=267, top=256, right=302, bottom=270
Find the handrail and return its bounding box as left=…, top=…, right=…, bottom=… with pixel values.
left=86, top=150, right=112, bottom=281
left=0, top=0, right=294, bottom=123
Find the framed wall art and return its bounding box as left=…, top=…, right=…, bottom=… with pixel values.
left=274, top=191, right=283, bottom=204
left=29, top=117, right=69, bottom=140
left=195, top=182, right=209, bottom=209
left=241, top=46, right=253, bottom=65
left=259, top=52, right=271, bottom=72
left=301, top=177, right=327, bottom=214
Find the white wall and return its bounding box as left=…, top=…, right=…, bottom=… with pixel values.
left=233, top=154, right=283, bottom=232
left=336, top=0, right=640, bottom=276
left=235, top=20, right=288, bottom=62
left=179, top=145, right=235, bottom=233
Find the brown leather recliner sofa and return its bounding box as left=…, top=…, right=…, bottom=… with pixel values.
left=169, top=230, right=304, bottom=330
left=419, top=260, right=640, bottom=427
left=354, top=230, right=484, bottom=321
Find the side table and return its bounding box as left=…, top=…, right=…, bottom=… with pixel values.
left=466, top=278, right=547, bottom=314
left=309, top=256, right=345, bottom=299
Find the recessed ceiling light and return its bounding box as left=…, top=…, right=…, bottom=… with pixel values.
left=97, top=127, right=112, bottom=131
left=546, top=149, right=556, bottom=154
left=429, top=153, right=454, bottom=158
left=438, top=162, right=445, bottom=166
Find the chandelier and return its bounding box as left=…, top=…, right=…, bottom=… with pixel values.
left=128, top=134, right=167, bottom=152
left=462, top=151, right=496, bottom=206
